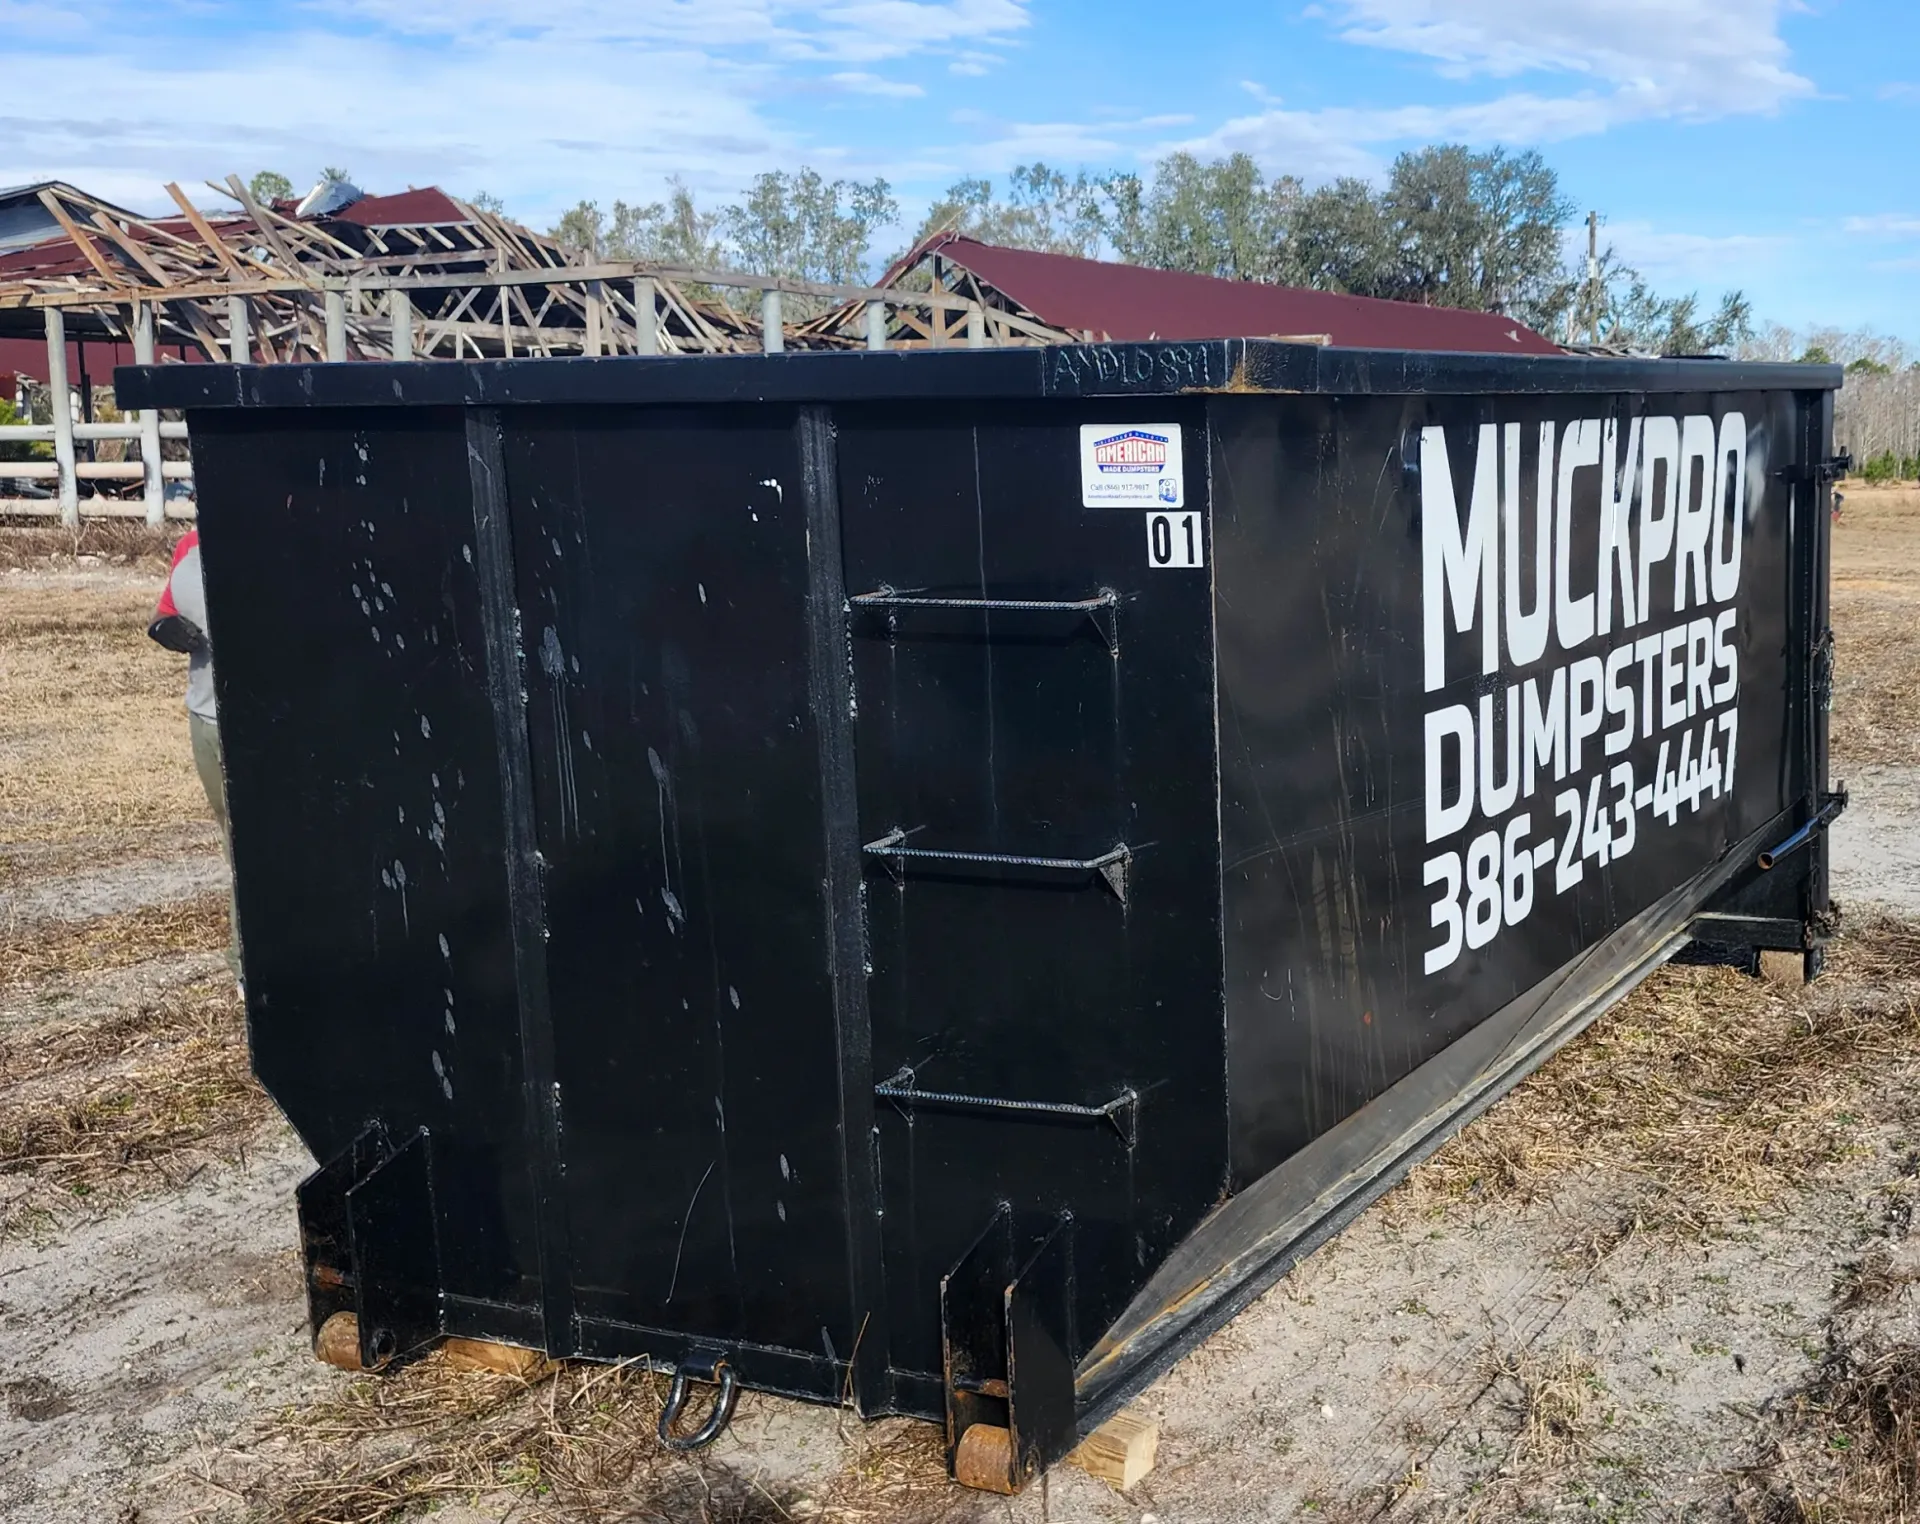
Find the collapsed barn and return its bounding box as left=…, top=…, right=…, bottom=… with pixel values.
left=0, top=176, right=1560, bottom=524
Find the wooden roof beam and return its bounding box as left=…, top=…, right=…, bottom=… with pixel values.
left=34, top=190, right=132, bottom=289
left=163, top=183, right=251, bottom=278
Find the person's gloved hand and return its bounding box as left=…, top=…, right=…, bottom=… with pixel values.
left=147, top=614, right=207, bottom=655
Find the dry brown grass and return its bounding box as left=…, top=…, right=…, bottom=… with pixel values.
left=1410, top=917, right=1920, bottom=1234
left=0, top=890, right=227, bottom=990
left=0, top=522, right=178, bottom=572
left=1831, top=485, right=1920, bottom=768
left=1737, top=1339, right=1920, bottom=1523
left=0, top=968, right=268, bottom=1235
left=1382, top=1343, right=1625, bottom=1523
left=1838, top=1243, right=1920, bottom=1314
left=195, top=1350, right=958, bottom=1524
left=0, top=578, right=209, bottom=886
left=1832, top=591, right=1920, bottom=768
left=1486, top=1343, right=1614, bottom=1477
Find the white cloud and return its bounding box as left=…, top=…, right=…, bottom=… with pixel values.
left=307, top=0, right=1029, bottom=64
left=1591, top=220, right=1789, bottom=285
left=1178, top=107, right=1389, bottom=179
left=934, top=115, right=1129, bottom=165
left=1, top=0, right=1840, bottom=277
left=1845, top=214, right=1920, bottom=238
left=828, top=70, right=926, bottom=97
left=1184, top=90, right=1637, bottom=178
left=1, top=1, right=1037, bottom=225
left=923, top=104, right=1225, bottom=179
left=810, top=0, right=1029, bottom=60
left=4, top=38, right=784, bottom=221
left=949, top=49, right=1003, bottom=76
left=1327, top=0, right=1812, bottom=116
left=1187, top=0, right=1813, bottom=179
left=0, top=0, right=93, bottom=41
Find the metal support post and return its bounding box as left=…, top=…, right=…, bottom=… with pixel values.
left=227, top=295, right=250, bottom=363
left=44, top=307, right=77, bottom=529
left=391, top=290, right=414, bottom=361
left=634, top=277, right=659, bottom=356
left=865, top=300, right=887, bottom=351
left=325, top=290, right=348, bottom=361
left=584, top=281, right=604, bottom=356
left=967, top=304, right=986, bottom=348
left=132, top=302, right=164, bottom=526
left=762, top=289, right=784, bottom=353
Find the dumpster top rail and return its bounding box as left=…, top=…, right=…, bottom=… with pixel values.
left=117, top=339, right=1845, bottom=414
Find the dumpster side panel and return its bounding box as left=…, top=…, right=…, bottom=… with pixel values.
left=1215, top=390, right=1800, bottom=1184
left=835, top=402, right=1228, bottom=1397
left=191, top=408, right=544, bottom=1309
left=499, top=406, right=854, bottom=1389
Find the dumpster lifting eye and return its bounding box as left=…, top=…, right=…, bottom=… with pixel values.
left=658, top=1359, right=739, bottom=1451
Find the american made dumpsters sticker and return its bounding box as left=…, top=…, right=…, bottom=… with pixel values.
left=1081, top=424, right=1185, bottom=507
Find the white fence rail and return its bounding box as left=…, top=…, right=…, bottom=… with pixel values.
left=3, top=306, right=193, bottom=525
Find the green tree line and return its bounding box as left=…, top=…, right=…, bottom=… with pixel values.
left=254, top=145, right=1760, bottom=356
left=905, top=148, right=1753, bottom=355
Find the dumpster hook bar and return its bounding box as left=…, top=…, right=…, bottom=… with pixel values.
left=863, top=830, right=1132, bottom=904
left=1757, top=788, right=1848, bottom=871
left=658, top=1355, right=739, bottom=1452
left=875, top=1065, right=1140, bottom=1148
left=849, top=586, right=1119, bottom=653
left=850, top=587, right=1118, bottom=614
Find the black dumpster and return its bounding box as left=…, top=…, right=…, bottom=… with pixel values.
left=120, top=340, right=1844, bottom=1491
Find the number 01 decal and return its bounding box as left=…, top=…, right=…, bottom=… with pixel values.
left=1146, top=511, right=1204, bottom=569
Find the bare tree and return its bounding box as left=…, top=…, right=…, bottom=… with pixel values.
left=1738, top=328, right=1919, bottom=474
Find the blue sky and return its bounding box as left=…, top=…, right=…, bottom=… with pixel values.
left=6, top=0, right=1918, bottom=341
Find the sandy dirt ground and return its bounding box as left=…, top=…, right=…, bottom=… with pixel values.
left=2, top=491, right=1919, bottom=1523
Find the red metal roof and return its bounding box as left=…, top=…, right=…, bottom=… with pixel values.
left=0, top=213, right=237, bottom=283
left=920, top=233, right=1561, bottom=355
left=335, top=188, right=469, bottom=227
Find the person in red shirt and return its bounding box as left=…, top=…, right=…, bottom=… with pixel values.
left=149, top=528, right=241, bottom=989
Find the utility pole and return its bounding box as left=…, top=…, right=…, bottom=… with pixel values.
left=1586, top=211, right=1600, bottom=348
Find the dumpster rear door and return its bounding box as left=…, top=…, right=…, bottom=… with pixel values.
left=499, top=405, right=857, bottom=1399
left=835, top=403, right=1229, bottom=1401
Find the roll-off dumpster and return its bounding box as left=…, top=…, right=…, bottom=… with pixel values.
left=119, top=339, right=1846, bottom=1491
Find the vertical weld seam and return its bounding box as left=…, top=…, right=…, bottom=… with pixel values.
left=1205, top=402, right=1233, bottom=1194
left=466, top=406, right=578, bottom=1355
left=798, top=403, right=887, bottom=1408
